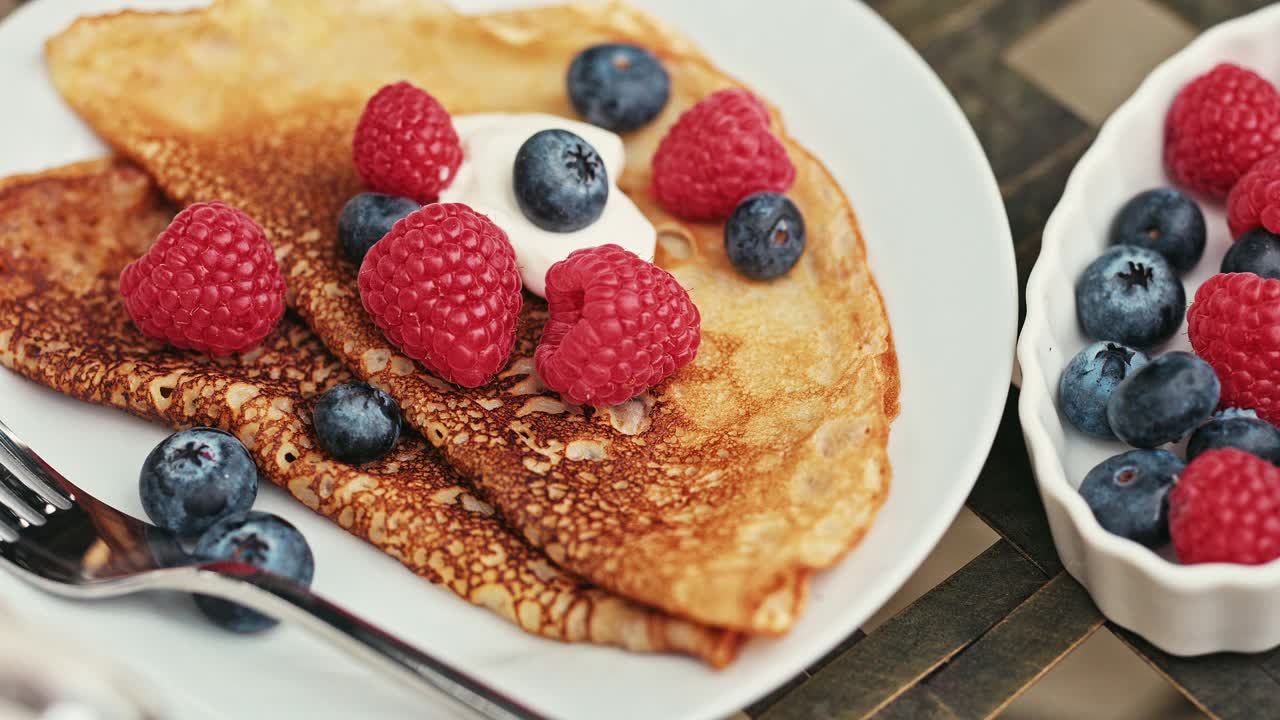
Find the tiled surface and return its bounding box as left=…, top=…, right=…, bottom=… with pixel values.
left=994, top=3, right=1203, bottom=719
left=862, top=508, right=998, bottom=632
left=849, top=0, right=1265, bottom=717
left=1006, top=0, right=1195, bottom=124
left=1005, top=630, right=1203, bottom=719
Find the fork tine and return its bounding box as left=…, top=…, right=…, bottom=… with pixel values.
left=0, top=487, right=23, bottom=543
left=0, top=464, right=51, bottom=516
left=0, top=466, right=46, bottom=527
left=0, top=419, right=75, bottom=510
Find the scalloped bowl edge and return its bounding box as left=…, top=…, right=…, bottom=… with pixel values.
left=1018, top=3, right=1280, bottom=656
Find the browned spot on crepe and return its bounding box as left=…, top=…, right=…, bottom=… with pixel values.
left=45, top=0, right=898, bottom=634
left=0, top=161, right=739, bottom=666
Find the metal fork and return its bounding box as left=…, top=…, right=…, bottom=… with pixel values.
left=0, top=417, right=546, bottom=720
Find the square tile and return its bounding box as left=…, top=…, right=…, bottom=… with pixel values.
left=1001, top=629, right=1204, bottom=719
left=1005, top=0, right=1196, bottom=125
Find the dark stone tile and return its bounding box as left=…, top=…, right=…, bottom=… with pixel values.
left=966, top=389, right=1064, bottom=576
left=906, top=0, right=1090, bottom=183
left=743, top=670, right=812, bottom=719
left=1000, top=128, right=1094, bottom=327
left=806, top=627, right=867, bottom=674
left=951, top=68, right=1090, bottom=185
left=863, top=0, right=992, bottom=45
left=881, top=574, right=1103, bottom=718
left=761, top=542, right=1046, bottom=720
left=1157, top=0, right=1273, bottom=28
left=1113, top=627, right=1280, bottom=719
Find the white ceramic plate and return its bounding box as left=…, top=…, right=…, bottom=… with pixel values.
left=1019, top=4, right=1280, bottom=658
left=0, top=1, right=1016, bottom=717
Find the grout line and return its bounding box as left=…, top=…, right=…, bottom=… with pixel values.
left=998, top=131, right=1093, bottom=198
left=906, top=0, right=1004, bottom=48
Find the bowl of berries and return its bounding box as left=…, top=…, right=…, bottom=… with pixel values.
left=1019, top=3, right=1280, bottom=656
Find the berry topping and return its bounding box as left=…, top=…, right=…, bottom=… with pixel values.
left=357, top=203, right=522, bottom=388
left=536, top=244, right=700, bottom=407
left=1227, top=151, right=1280, bottom=238
left=139, top=428, right=258, bottom=536
left=1164, top=63, right=1280, bottom=199
left=1107, top=351, right=1220, bottom=448
left=1170, top=448, right=1280, bottom=565
left=567, top=43, right=670, bottom=132
left=1188, top=272, right=1280, bottom=425
left=120, top=201, right=285, bottom=357
left=513, top=129, right=609, bottom=233
left=352, top=82, right=463, bottom=204
left=1108, top=188, right=1205, bottom=274
left=724, top=192, right=806, bottom=280
left=337, top=192, right=420, bottom=265
left=1075, top=245, right=1186, bottom=349
left=194, top=511, right=315, bottom=633
left=1188, top=410, right=1280, bottom=465
left=651, top=89, right=795, bottom=221
left=1222, top=227, right=1280, bottom=279
left=1079, top=449, right=1183, bottom=548
left=1059, top=341, right=1150, bottom=438
left=313, top=381, right=401, bottom=464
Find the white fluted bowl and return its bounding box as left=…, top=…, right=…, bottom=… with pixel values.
left=1018, top=3, right=1280, bottom=656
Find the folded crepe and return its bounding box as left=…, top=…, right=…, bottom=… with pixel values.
left=0, top=159, right=739, bottom=666
left=45, top=0, right=898, bottom=634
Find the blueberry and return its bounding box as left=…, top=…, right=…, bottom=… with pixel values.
left=1214, top=407, right=1259, bottom=421
left=193, top=511, right=315, bottom=633
left=1109, top=188, right=1205, bottom=274
left=1075, top=245, right=1186, bottom=349
left=1221, top=227, right=1280, bottom=280
left=139, top=428, right=257, bottom=536
left=338, top=192, right=420, bottom=265
left=1079, top=449, right=1183, bottom=548
left=1187, top=409, right=1280, bottom=465
left=567, top=43, right=670, bottom=132
left=513, top=129, right=608, bottom=233
left=724, top=192, right=806, bottom=280
left=313, top=381, right=401, bottom=464
left=1107, top=351, right=1220, bottom=448
left=144, top=524, right=191, bottom=568
left=1059, top=341, right=1150, bottom=438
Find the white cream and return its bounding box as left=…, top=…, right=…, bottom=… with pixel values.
left=439, top=113, right=657, bottom=298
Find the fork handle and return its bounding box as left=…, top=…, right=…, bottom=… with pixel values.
left=190, top=562, right=548, bottom=720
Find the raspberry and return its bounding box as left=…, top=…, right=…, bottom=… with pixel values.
left=120, top=201, right=284, bottom=356
left=352, top=81, right=463, bottom=204
left=535, top=244, right=700, bottom=406
left=1227, top=151, right=1280, bottom=238
left=357, top=203, right=521, bottom=388
left=1164, top=63, right=1280, bottom=200
left=1188, top=272, right=1280, bottom=425
left=1169, top=448, right=1280, bottom=564
left=651, top=88, right=795, bottom=221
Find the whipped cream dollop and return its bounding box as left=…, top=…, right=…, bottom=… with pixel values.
left=439, top=113, right=656, bottom=298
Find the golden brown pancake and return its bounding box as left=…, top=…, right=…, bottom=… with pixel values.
left=0, top=160, right=739, bottom=666
left=46, top=0, right=898, bottom=634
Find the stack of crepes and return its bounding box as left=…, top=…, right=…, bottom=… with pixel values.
left=0, top=0, right=898, bottom=667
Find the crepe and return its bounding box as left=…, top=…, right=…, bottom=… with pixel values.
left=0, top=160, right=739, bottom=666
left=46, top=0, right=898, bottom=634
